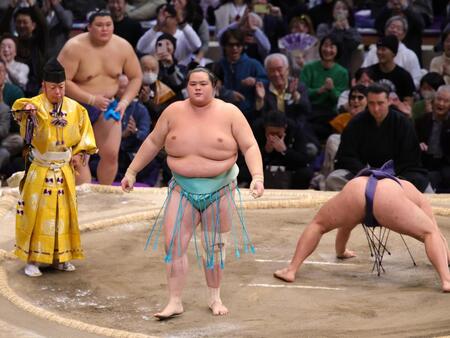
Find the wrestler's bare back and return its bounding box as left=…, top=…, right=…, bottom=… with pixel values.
left=59, top=33, right=132, bottom=97
left=162, top=99, right=242, bottom=177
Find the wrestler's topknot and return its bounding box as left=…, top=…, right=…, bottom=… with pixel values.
left=87, top=8, right=112, bottom=25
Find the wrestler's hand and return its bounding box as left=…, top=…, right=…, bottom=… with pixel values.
left=121, top=167, right=137, bottom=192
left=249, top=175, right=264, bottom=199
left=116, top=100, right=128, bottom=120
left=93, top=95, right=111, bottom=111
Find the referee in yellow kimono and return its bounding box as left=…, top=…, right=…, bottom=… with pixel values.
left=12, top=58, right=97, bottom=277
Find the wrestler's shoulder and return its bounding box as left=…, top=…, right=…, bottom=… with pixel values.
left=162, top=99, right=188, bottom=115
left=110, top=34, right=135, bottom=49
left=214, top=98, right=244, bottom=116
left=64, top=32, right=89, bottom=49
left=170, top=98, right=191, bottom=108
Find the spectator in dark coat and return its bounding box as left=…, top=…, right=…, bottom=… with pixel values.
left=326, top=84, right=430, bottom=192
left=253, top=111, right=314, bottom=189
left=40, top=0, right=73, bottom=58
left=415, top=85, right=450, bottom=193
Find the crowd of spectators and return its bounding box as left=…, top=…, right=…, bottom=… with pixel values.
left=0, top=0, right=448, bottom=193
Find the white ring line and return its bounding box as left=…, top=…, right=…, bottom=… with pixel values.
left=255, top=259, right=358, bottom=266
left=245, top=283, right=345, bottom=291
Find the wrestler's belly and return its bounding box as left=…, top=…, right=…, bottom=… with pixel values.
left=167, top=155, right=237, bottom=178
left=74, top=76, right=119, bottom=98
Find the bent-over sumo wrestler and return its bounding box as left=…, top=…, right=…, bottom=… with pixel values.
left=274, top=161, right=450, bottom=292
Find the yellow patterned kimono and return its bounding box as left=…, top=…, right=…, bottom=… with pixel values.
left=12, top=94, right=97, bottom=264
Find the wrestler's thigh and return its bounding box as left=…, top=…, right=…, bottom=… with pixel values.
left=94, top=118, right=122, bottom=153
left=202, top=187, right=235, bottom=233
left=163, top=189, right=200, bottom=250
left=373, top=180, right=434, bottom=240
left=313, top=177, right=366, bottom=231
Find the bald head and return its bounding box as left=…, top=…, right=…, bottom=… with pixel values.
left=140, top=54, right=159, bottom=74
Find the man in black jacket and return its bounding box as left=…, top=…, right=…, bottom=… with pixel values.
left=326, top=84, right=430, bottom=192
left=415, top=85, right=450, bottom=193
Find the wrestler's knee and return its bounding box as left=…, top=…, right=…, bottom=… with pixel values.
left=98, top=147, right=119, bottom=164
left=202, top=232, right=229, bottom=268
left=309, top=219, right=330, bottom=235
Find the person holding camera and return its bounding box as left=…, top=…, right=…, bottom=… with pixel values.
left=136, top=3, right=201, bottom=67
left=153, top=33, right=186, bottom=99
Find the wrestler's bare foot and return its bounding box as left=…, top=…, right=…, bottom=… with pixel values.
left=336, top=248, right=356, bottom=259
left=442, top=280, right=450, bottom=293
left=209, top=300, right=228, bottom=316
left=273, top=267, right=296, bottom=282
left=154, top=299, right=184, bottom=320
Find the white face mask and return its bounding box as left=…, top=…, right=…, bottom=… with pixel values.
left=142, top=72, right=158, bottom=85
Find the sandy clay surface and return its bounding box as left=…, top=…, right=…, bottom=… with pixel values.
left=2, top=189, right=450, bottom=337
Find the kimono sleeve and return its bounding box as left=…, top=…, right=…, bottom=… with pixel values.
left=71, top=103, right=97, bottom=156
left=11, top=97, right=49, bottom=139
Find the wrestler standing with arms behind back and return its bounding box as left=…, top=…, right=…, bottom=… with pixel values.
left=122, top=67, right=264, bottom=318
left=58, top=10, right=142, bottom=185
